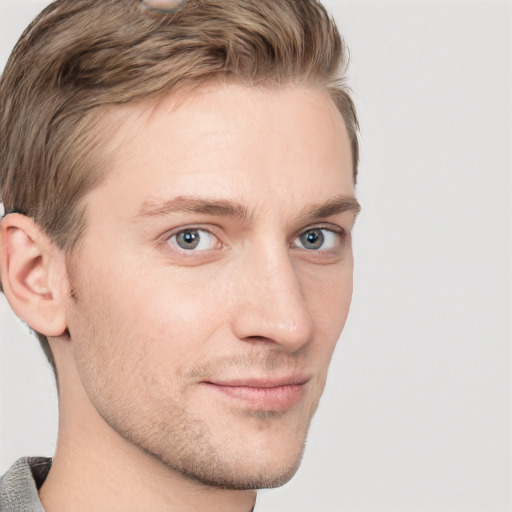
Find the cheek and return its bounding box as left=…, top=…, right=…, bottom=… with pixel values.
left=99, top=264, right=232, bottom=373
left=304, top=259, right=353, bottom=327
left=303, top=266, right=352, bottom=400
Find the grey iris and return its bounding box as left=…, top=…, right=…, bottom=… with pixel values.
left=176, top=230, right=200, bottom=250
left=300, top=230, right=324, bottom=250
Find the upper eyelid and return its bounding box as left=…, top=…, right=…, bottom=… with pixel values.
left=167, top=226, right=221, bottom=243
left=162, top=224, right=221, bottom=240
left=293, top=223, right=346, bottom=238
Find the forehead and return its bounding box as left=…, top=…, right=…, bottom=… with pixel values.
left=89, top=84, right=354, bottom=217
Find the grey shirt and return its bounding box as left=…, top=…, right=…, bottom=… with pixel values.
left=0, top=457, right=51, bottom=512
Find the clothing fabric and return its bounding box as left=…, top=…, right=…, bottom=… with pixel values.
left=0, top=457, right=51, bottom=512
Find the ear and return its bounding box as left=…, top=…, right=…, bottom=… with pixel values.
left=0, top=214, right=68, bottom=337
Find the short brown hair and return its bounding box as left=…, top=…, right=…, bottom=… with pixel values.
left=0, top=0, right=359, bottom=367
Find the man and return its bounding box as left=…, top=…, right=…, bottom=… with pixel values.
left=0, top=0, right=360, bottom=510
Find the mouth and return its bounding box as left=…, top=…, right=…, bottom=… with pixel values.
left=201, top=375, right=310, bottom=411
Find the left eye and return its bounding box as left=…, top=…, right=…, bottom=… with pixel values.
left=294, top=228, right=341, bottom=251
left=168, top=229, right=218, bottom=251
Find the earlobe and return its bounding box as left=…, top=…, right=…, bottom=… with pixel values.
left=0, top=214, right=68, bottom=337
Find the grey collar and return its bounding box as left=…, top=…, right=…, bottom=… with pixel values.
left=0, top=457, right=51, bottom=512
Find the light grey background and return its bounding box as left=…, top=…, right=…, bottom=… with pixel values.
left=0, top=1, right=510, bottom=510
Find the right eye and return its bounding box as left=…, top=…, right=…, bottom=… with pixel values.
left=168, top=229, right=219, bottom=251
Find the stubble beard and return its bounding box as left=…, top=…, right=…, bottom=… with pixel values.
left=73, top=329, right=319, bottom=492
left=74, top=338, right=320, bottom=492
left=102, top=395, right=315, bottom=491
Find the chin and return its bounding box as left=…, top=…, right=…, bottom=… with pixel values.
left=136, top=425, right=308, bottom=491
left=170, top=442, right=306, bottom=490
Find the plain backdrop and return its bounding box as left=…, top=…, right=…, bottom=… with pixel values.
left=0, top=1, right=510, bottom=511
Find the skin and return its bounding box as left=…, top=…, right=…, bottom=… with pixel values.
left=1, top=84, right=358, bottom=511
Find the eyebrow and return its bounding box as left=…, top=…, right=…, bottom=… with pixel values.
left=136, top=194, right=360, bottom=222
left=298, top=195, right=361, bottom=220
left=137, top=196, right=251, bottom=221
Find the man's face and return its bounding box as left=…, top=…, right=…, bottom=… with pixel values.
left=64, top=84, right=357, bottom=489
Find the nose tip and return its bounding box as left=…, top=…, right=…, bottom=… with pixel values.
left=231, top=255, right=314, bottom=352
left=233, top=301, right=314, bottom=352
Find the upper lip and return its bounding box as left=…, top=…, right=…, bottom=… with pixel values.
left=204, top=375, right=311, bottom=388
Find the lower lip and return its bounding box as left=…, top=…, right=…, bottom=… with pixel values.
left=204, top=383, right=306, bottom=411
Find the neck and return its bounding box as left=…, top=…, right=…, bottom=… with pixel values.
left=40, top=441, right=257, bottom=512
left=39, top=351, right=257, bottom=512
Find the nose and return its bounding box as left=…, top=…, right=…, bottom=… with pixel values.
left=230, top=244, right=314, bottom=353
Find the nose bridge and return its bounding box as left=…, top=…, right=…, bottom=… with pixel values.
left=231, top=240, right=314, bottom=351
